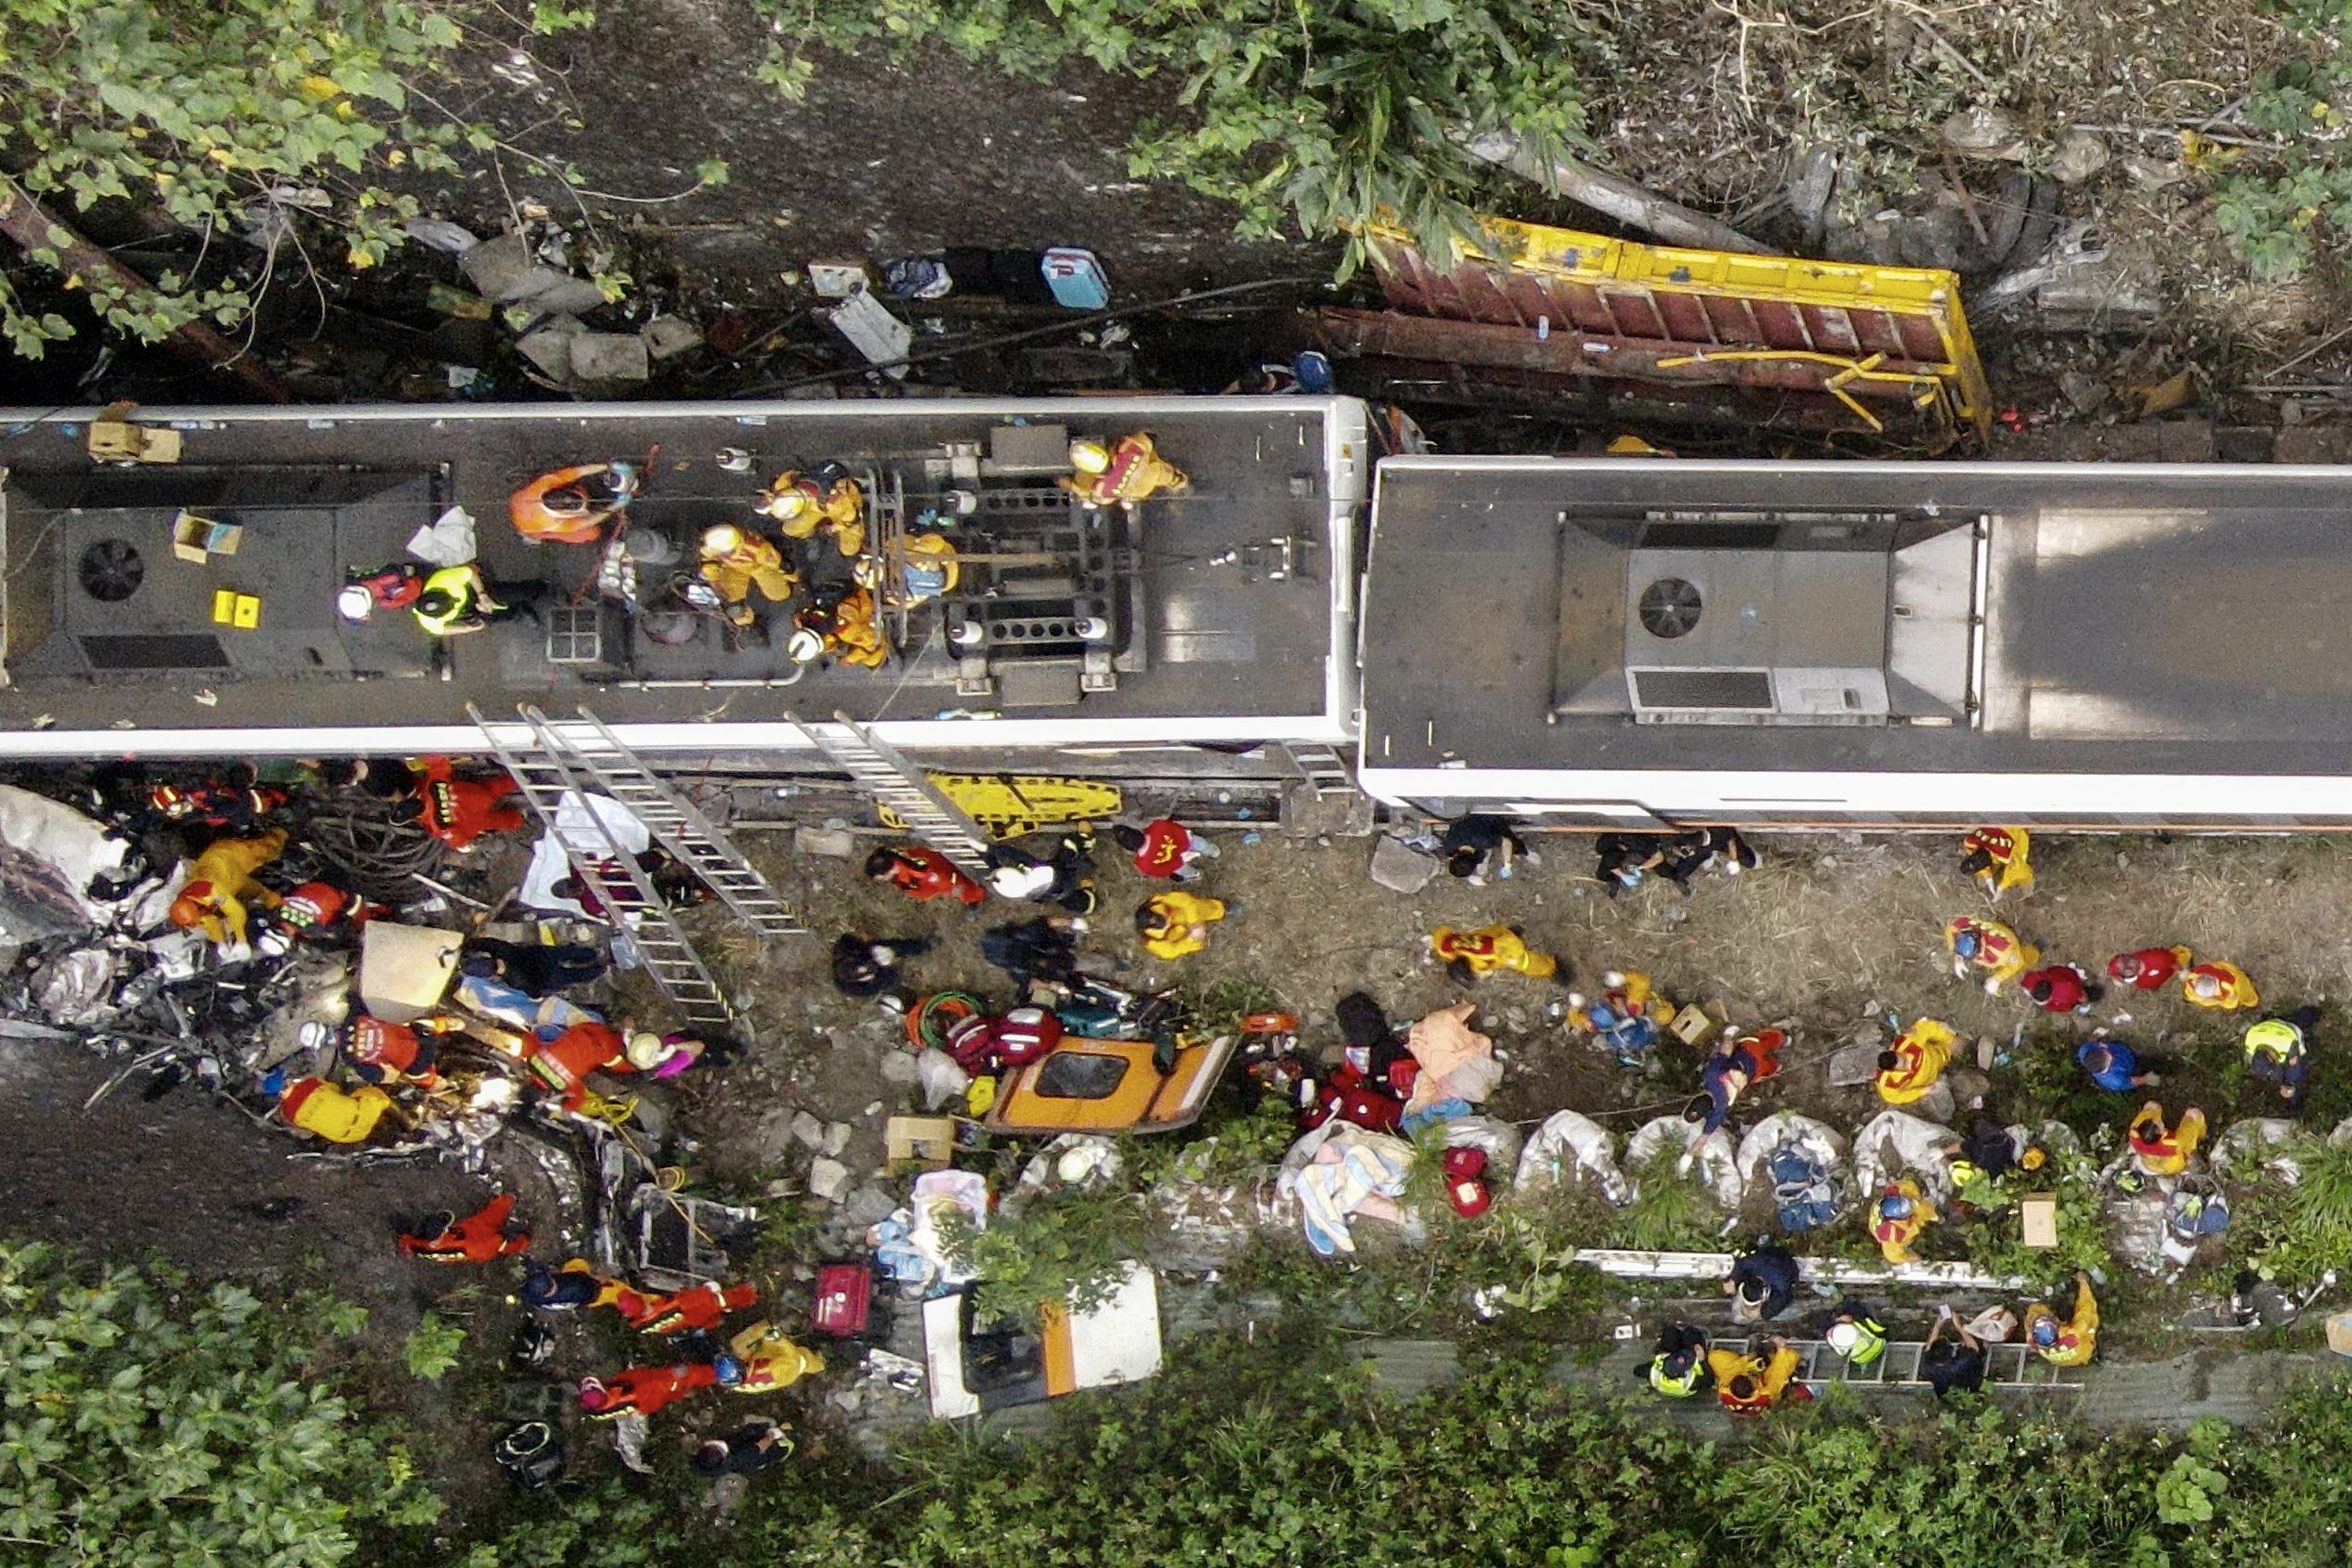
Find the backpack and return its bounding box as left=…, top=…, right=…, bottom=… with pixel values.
left=1769, top=1146, right=1839, bottom=1232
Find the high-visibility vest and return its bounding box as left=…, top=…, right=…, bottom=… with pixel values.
left=413, top=566, right=479, bottom=634
left=1829, top=1315, right=1888, bottom=1365
left=2244, top=1018, right=2305, bottom=1064
left=1650, top=1353, right=1705, bottom=1397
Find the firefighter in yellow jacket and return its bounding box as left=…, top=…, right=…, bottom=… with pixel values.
left=2023, top=1272, right=2099, bottom=1365
left=697, top=524, right=798, bottom=628
left=1707, top=1338, right=1807, bottom=1414
left=1137, top=891, right=1227, bottom=960
left=1960, top=825, right=2032, bottom=900
left=1062, top=434, right=1188, bottom=510
left=1875, top=1018, right=1954, bottom=1105
left=276, top=1075, right=393, bottom=1144
left=1431, top=924, right=1561, bottom=983
left=759, top=467, right=865, bottom=556
left=1946, top=914, right=2039, bottom=991
left=167, top=829, right=288, bottom=949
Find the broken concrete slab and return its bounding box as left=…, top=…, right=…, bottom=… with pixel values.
left=794, top=825, right=859, bottom=858
left=879, top=1051, right=924, bottom=1085
left=516, top=317, right=585, bottom=380
left=807, top=1156, right=851, bottom=1202
left=1369, top=834, right=1439, bottom=894
left=791, top=1109, right=827, bottom=1150
left=642, top=315, right=703, bottom=359
left=820, top=1120, right=853, bottom=1158
left=460, top=232, right=537, bottom=299
left=844, top=1184, right=898, bottom=1228
left=568, top=332, right=650, bottom=384
left=1827, top=1041, right=1883, bottom=1088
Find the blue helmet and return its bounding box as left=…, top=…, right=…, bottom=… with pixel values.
left=1953, top=930, right=1982, bottom=960
left=712, top=1354, right=744, bottom=1386
left=2031, top=1318, right=2058, bottom=1347
left=1878, top=1194, right=1914, bottom=1222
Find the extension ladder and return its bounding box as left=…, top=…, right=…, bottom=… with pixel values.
left=786, top=709, right=994, bottom=875
left=519, top=706, right=805, bottom=939
left=1708, top=1335, right=2084, bottom=1393
left=467, top=703, right=737, bottom=1033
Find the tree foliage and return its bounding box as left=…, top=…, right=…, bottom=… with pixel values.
left=764, top=0, right=1594, bottom=272
left=447, top=1323, right=2352, bottom=1568
left=0, top=1239, right=439, bottom=1567
left=2210, top=0, right=2352, bottom=281
left=0, top=0, right=501, bottom=358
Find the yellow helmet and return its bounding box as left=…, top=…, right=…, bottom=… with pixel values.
left=761, top=484, right=811, bottom=520
left=700, top=523, right=744, bottom=555
left=1068, top=439, right=1112, bottom=475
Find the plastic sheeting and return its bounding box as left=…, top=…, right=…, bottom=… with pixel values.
left=1515, top=1110, right=1633, bottom=1206
left=1626, top=1115, right=1743, bottom=1209
left=1734, top=1111, right=1849, bottom=1183
left=1435, top=1113, right=1522, bottom=1183
left=0, top=784, right=134, bottom=938
left=520, top=791, right=653, bottom=916
left=1850, top=1109, right=1960, bottom=1200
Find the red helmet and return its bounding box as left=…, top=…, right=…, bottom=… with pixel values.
left=150, top=784, right=192, bottom=817
left=994, top=1006, right=1064, bottom=1066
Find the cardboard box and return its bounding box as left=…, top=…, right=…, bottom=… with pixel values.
left=885, top=1115, right=957, bottom=1170
left=2019, top=1192, right=2059, bottom=1248
left=87, top=401, right=183, bottom=464
left=1666, top=1003, right=1719, bottom=1048
left=358, top=921, right=463, bottom=1023
left=173, top=510, right=242, bottom=563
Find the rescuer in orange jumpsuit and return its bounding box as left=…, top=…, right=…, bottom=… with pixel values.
left=413, top=756, right=529, bottom=851
left=510, top=462, right=638, bottom=544
left=867, top=845, right=987, bottom=906
left=398, top=1193, right=532, bottom=1263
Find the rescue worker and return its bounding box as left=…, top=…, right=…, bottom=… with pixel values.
left=522, top=1258, right=630, bottom=1313
left=399, top=1192, right=532, bottom=1263
left=1707, top=1337, right=1807, bottom=1415
left=2022, top=1271, right=2099, bottom=1365
left=1725, top=1241, right=1800, bottom=1324
left=2128, top=1101, right=2207, bottom=1177
left=275, top=1075, right=392, bottom=1143
left=510, top=461, right=637, bottom=545
left=696, top=523, right=797, bottom=628
left=1960, top=825, right=2032, bottom=899
left=2109, top=945, right=2192, bottom=992
left=1646, top=1324, right=1714, bottom=1398
left=1945, top=915, right=2039, bottom=990
left=413, top=756, right=528, bottom=851
left=1871, top=1178, right=1936, bottom=1264
left=728, top=1321, right=825, bottom=1393
left=338, top=561, right=425, bottom=621
left=987, top=830, right=1100, bottom=915
left=1438, top=814, right=1528, bottom=883
left=1139, top=891, right=1227, bottom=960
left=759, top=465, right=865, bottom=555
left=1431, top=923, right=1561, bottom=983
left=2078, top=1039, right=2163, bottom=1092
left=1060, top=433, right=1188, bottom=510
left=460, top=937, right=608, bottom=997
left=891, top=529, right=960, bottom=606
left=786, top=586, right=886, bottom=669
left=1566, top=970, right=1668, bottom=1067
left=167, top=828, right=288, bottom=951
left=1875, top=1019, right=1954, bottom=1106
left=2185, top=960, right=2259, bottom=1011
left=1112, top=817, right=1221, bottom=882
left=150, top=779, right=286, bottom=830
left=1946, top=1156, right=2008, bottom=1215
left=304, top=1013, right=452, bottom=1090
left=524, top=1019, right=638, bottom=1115
left=1921, top=1305, right=1988, bottom=1401
left=412, top=562, right=529, bottom=637
left=578, top=1358, right=735, bottom=1420
left=867, top=845, right=987, bottom=906
left=2021, top=962, right=2102, bottom=1015
left=637, top=1280, right=761, bottom=1336
left=264, top=881, right=385, bottom=951
left=2245, top=1007, right=2319, bottom=1109
left=1822, top=1303, right=1888, bottom=1366
left=1689, top=1027, right=1784, bottom=1134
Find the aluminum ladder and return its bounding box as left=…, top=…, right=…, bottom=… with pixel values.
left=1709, top=1336, right=2084, bottom=1393
left=786, top=709, right=994, bottom=875
left=518, top=705, right=805, bottom=940
left=467, top=703, right=737, bottom=1034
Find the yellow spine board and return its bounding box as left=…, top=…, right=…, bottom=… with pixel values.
left=878, top=775, right=1125, bottom=841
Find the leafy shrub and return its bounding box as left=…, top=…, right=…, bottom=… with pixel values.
left=0, top=0, right=600, bottom=359
left=2211, top=11, right=2352, bottom=280
left=0, top=1238, right=439, bottom=1566
left=764, top=0, right=1594, bottom=272
left=940, top=1182, right=1154, bottom=1326
left=402, top=1310, right=466, bottom=1380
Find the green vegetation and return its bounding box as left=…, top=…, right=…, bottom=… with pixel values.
left=764, top=0, right=1593, bottom=271
left=448, top=1324, right=2352, bottom=1568
left=2214, top=5, right=2352, bottom=281
left=0, top=1239, right=439, bottom=1566
left=941, top=1179, right=1154, bottom=1326
left=401, top=1310, right=466, bottom=1380
left=0, top=0, right=499, bottom=356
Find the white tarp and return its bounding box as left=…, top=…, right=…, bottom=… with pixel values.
left=1735, top=1112, right=1849, bottom=1183
left=1626, top=1115, right=1743, bottom=1209
left=1515, top=1110, right=1633, bottom=1205
left=520, top=791, right=653, bottom=916
left=1850, top=1109, right=1960, bottom=1200
left=0, top=784, right=133, bottom=935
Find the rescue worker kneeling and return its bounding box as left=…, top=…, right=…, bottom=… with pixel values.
left=274, top=1073, right=394, bottom=1144
left=1061, top=434, right=1188, bottom=509
left=1706, top=1336, right=1810, bottom=1414
left=759, top=465, right=865, bottom=556
left=1646, top=1324, right=1715, bottom=1398
left=169, top=828, right=288, bottom=954
left=697, top=523, right=797, bottom=628
left=786, top=585, right=886, bottom=670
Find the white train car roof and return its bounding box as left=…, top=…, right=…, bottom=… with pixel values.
left=0, top=397, right=1367, bottom=762
left=1359, top=455, right=2352, bottom=828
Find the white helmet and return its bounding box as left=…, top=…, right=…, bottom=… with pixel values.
left=1068, top=439, right=1112, bottom=474
left=335, top=584, right=374, bottom=621
left=700, top=523, right=744, bottom=556
left=786, top=627, right=826, bottom=663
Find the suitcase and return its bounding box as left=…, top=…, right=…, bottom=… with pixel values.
left=812, top=1263, right=874, bottom=1338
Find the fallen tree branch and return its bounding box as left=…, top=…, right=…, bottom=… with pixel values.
left=1457, top=130, right=1782, bottom=255
left=0, top=174, right=288, bottom=401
